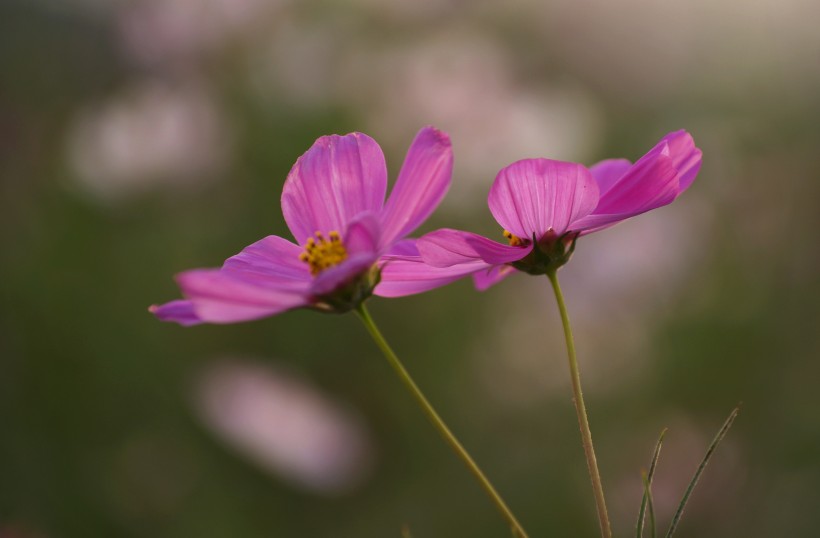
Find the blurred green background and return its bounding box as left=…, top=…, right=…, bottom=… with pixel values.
left=2, top=0, right=819, bottom=536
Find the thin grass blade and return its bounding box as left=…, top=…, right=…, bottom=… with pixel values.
left=641, top=470, right=657, bottom=538
left=636, top=428, right=667, bottom=538
left=664, top=406, right=741, bottom=538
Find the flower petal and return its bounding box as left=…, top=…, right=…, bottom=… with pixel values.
left=418, top=228, right=532, bottom=268
left=472, top=265, right=516, bottom=291
left=468, top=235, right=534, bottom=265
left=589, top=158, right=632, bottom=196
left=177, top=269, right=309, bottom=324
left=573, top=141, right=679, bottom=232
left=222, top=235, right=311, bottom=290
left=661, top=130, right=702, bottom=192
left=374, top=242, right=487, bottom=297
left=488, top=159, right=599, bottom=239
left=149, top=300, right=202, bottom=326
left=344, top=211, right=381, bottom=257
left=384, top=238, right=419, bottom=256
left=379, top=126, right=453, bottom=248
left=281, top=133, right=387, bottom=244
left=309, top=252, right=379, bottom=297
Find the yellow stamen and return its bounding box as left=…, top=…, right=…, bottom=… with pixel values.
left=503, top=229, right=527, bottom=247
left=300, top=230, right=348, bottom=276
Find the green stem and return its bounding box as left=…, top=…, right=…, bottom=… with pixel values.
left=355, top=304, right=529, bottom=538
left=547, top=270, right=612, bottom=538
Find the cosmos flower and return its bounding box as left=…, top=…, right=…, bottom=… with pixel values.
left=194, top=359, right=372, bottom=493
left=406, top=130, right=701, bottom=290
left=151, top=126, right=455, bottom=325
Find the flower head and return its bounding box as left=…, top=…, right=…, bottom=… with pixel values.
left=386, top=130, right=702, bottom=292
left=151, top=126, right=454, bottom=325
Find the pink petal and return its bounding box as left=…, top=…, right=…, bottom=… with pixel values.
left=281, top=133, right=387, bottom=245
left=177, top=269, right=309, bottom=324
left=472, top=265, right=516, bottom=291
left=468, top=234, right=534, bottom=265
left=344, top=212, right=381, bottom=257
left=589, top=159, right=632, bottom=196
left=309, top=252, right=379, bottom=297
left=374, top=246, right=487, bottom=298
left=379, top=126, right=453, bottom=248
left=222, top=235, right=311, bottom=290
left=384, top=238, right=419, bottom=256
left=418, top=228, right=533, bottom=268
left=573, top=141, right=679, bottom=232
left=149, top=300, right=202, bottom=326
left=660, top=130, right=702, bottom=192
left=488, top=159, right=599, bottom=239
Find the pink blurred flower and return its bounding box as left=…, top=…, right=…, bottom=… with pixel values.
left=382, top=130, right=701, bottom=293
left=194, top=359, right=372, bottom=493
left=151, top=126, right=456, bottom=325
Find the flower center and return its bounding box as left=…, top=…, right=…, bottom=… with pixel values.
left=298, top=231, right=348, bottom=276
left=502, top=229, right=529, bottom=247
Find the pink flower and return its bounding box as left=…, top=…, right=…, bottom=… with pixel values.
left=390, top=130, right=701, bottom=292
left=151, top=126, right=455, bottom=325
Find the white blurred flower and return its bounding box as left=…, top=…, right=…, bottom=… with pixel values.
left=193, top=359, right=372, bottom=494
left=338, top=32, right=602, bottom=209
left=118, top=0, right=282, bottom=65
left=66, top=81, right=231, bottom=201
left=524, top=0, right=820, bottom=101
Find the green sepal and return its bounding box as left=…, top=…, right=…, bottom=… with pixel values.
left=511, top=231, right=580, bottom=275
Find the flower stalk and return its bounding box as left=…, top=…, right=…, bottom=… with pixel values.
left=355, top=304, right=529, bottom=538
left=547, top=269, right=612, bottom=538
